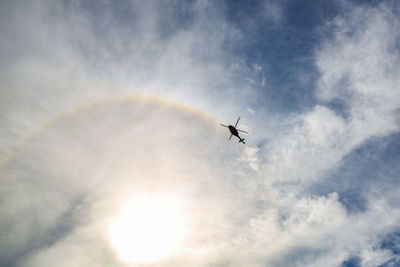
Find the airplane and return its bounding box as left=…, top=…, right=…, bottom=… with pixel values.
left=220, top=116, right=248, bottom=144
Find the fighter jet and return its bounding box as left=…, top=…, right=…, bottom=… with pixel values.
left=220, top=116, right=248, bottom=144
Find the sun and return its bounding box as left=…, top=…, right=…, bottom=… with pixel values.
left=108, top=193, right=190, bottom=263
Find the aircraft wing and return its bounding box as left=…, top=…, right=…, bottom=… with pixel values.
left=229, top=134, right=233, bottom=140
left=237, top=129, right=248, bottom=134
left=220, top=124, right=229, bottom=128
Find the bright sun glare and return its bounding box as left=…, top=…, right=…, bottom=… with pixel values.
left=108, top=193, right=189, bottom=263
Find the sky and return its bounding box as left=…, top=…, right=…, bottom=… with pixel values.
left=1, top=0, right=400, bottom=266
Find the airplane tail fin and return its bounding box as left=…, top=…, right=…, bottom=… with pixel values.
left=239, top=138, right=245, bottom=144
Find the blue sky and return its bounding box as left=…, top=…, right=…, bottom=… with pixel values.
left=1, top=0, right=400, bottom=266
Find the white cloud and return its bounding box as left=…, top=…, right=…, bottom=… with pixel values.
left=247, top=107, right=255, bottom=114
left=262, top=3, right=400, bottom=185
left=262, top=0, right=285, bottom=25
left=254, top=2, right=400, bottom=265
left=240, top=146, right=260, bottom=171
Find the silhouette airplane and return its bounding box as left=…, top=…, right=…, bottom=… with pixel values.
left=220, top=116, right=248, bottom=144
